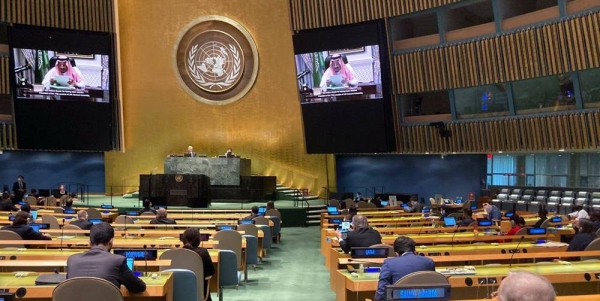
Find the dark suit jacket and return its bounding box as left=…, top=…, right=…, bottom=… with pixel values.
left=149, top=217, right=176, bottom=224
left=0, top=199, right=18, bottom=212
left=340, top=227, right=382, bottom=254
left=375, top=253, right=436, bottom=301
left=406, top=202, right=423, bottom=213
left=184, top=152, right=197, bottom=157
left=1, top=224, right=52, bottom=240
left=567, top=233, right=596, bottom=252
left=70, top=219, right=93, bottom=230
left=67, top=246, right=146, bottom=293
left=12, top=181, right=26, bottom=202
left=459, top=217, right=475, bottom=227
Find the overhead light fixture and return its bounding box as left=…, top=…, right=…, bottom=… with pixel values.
left=558, top=149, right=565, bottom=152
left=498, top=151, right=503, bottom=154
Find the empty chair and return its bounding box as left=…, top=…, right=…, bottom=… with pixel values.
left=59, top=195, right=69, bottom=206
left=492, top=188, right=509, bottom=210
left=356, top=201, right=368, bottom=208
left=54, top=208, right=65, bottom=213
left=264, top=209, right=281, bottom=219
left=255, top=224, right=271, bottom=254
left=253, top=217, right=269, bottom=226
left=343, top=199, right=355, bottom=209
left=86, top=208, right=102, bottom=219
left=269, top=216, right=281, bottom=244
left=576, top=191, right=590, bottom=210
left=517, top=189, right=534, bottom=212
left=582, top=237, right=600, bottom=261
left=114, top=216, right=136, bottom=225
left=0, top=229, right=24, bottom=248
left=529, top=195, right=547, bottom=215
left=515, top=227, right=530, bottom=236
left=561, top=193, right=576, bottom=215
left=369, top=243, right=394, bottom=257
left=591, top=192, right=600, bottom=211
left=41, top=214, right=61, bottom=229
left=140, top=211, right=156, bottom=216
left=546, top=196, right=561, bottom=213
left=328, top=199, right=340, bottom=208
left=161, top=269, right=198, bottom=301
left=242, top=234, right=259, bottom=282
left=63, top=224, right=83, bottom=236
left=237, top=224, right=259, bottom=238
left=52, top=277, right=123, bottom=301
left=160, top=248, right=204, bottom=301
left=46, top=196, right=57, bottom=206
left=25, top=195, right=38, bottom=206
left=218, top=250, right=240, bottom=301
left=364, top=202, right=377, bottom=209
left=505, top=194, right=520, bottom=212
left=214, top=230, right=243, bottom=270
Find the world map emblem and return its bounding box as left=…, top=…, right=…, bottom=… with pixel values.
left=175, top=16, right=259, bottom=105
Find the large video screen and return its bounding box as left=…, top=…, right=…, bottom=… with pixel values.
left=9, top=25, right=117, bottom=151
left=12, top=49, right=110, bottom=103
left=293, top=20, right=395, bottom=154
left=294, top=45, right=382, bottom=103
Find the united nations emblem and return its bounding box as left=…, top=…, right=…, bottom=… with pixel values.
left=175, top=16, right=259, bottom=105
left=174, top=175, right=183, bottom=182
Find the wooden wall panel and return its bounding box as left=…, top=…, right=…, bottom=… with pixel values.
left=289, top=0, right=465, bottom=30
left=393, top=11, right=600, bottom=94
left=396, top=111, right=600, bottom=154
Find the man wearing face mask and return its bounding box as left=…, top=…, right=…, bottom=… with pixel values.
left=12, top=175, right=26, bottom=204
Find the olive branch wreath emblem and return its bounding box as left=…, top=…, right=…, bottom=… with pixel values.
left=187, top=44, right=241, bottom=89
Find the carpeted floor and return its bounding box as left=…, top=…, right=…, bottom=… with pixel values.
left=211, top=226, right=335, bottom=301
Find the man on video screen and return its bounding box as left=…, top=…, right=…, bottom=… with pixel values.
left=42, top=56, right=85, bottom=89
left=319, top=54, right=357, bottom=90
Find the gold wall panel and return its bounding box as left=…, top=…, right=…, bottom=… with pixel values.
left=106, top=0, right=330, bottom=196
left=396, top=112, right=600, bottom=154
left=289, top=0, right=466, bottom=31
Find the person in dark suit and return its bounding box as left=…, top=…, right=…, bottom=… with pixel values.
left=12, top=175, right=26, bottom=204
left=243, top=206, right=259, bottom=220
left=185, top=145, right=197, bottom=157
left=63, top=199, right=74, bottom=212
left=405, top=197, right=423, bottom=213
left=567, top=218, right=597, bottom=252
left=182, top=227, right=215, bottom=301
left=66, top=222, right=146, bottom=293
left=0, top=193, right=18, bottom=212
left=70, top=210, right=93, bottom=230
left=150, top=208, right=176, bottom=224
left=138, top=199, right=157, bottom=215
left=335, top=214, right=382, bottom=254
left=374, top=236, right=436, bottom=301
left=1, top=211, right=51, bottom=240
left=459, top=208, right=475, bottom=226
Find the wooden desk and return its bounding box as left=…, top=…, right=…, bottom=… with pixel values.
left=333, top=261, right=600, bottom=301
left=0, top=272, right=173, bottom=301
left=0, top=236, right=247, bottom=249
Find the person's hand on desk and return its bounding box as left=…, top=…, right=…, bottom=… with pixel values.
left=42, top=233, right=52, bottom=238
left=335, top=230, right=342, bottom=240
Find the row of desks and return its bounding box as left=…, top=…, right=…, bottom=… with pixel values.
left=333, top=260, right=600, bottom=301
left=0, top=272, right=173, bottom=301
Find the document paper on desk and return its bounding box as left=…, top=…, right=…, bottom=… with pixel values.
left=535, top=241, right=569, bottom=247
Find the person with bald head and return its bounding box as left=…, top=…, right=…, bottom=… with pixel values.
left=496, top=271, right=555, bottom=301
left=335, top=214, right=381, bottom=254
left=150, top=208, right=176, bottom=224
left=70, top=210, right=93, bottom=230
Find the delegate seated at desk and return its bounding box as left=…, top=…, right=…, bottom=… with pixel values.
left=1, top=211, right=52, bottom=240
left=42, top=56, right=85, bottom=89
left=375, top=236, right=435, bottom=301
left=67, top=222, right=146, bottom=293
left=319, top=54, right=357, bottom=90
left=335, top=214, right=381, bottom=254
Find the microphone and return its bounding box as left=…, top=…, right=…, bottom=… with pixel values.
left=296, top=70, right=311, bottom=79
left=60, top=219, right=65, bottom=252
left=509, top=236, right=525, bottom=268
left=450, top=227, right=459, bottom=246
left=124, top=213, right=128, bottom=238
left=143, top=245, right=149, bottom=277
left=14, top=64, right=32, bottom=73
left=417, top=223, right=425, bottom=236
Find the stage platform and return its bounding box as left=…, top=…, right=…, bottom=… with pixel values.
left=76, top=195, right=325, bottom=227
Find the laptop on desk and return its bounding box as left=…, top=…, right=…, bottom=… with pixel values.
left=443, top=217, right=456, bottom=227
